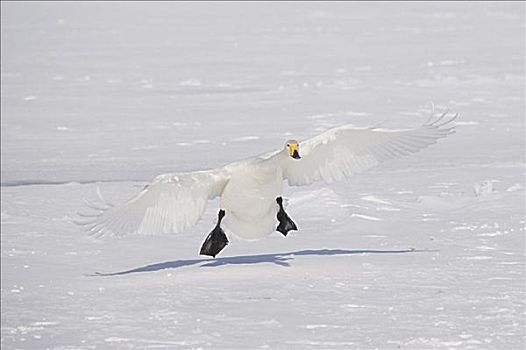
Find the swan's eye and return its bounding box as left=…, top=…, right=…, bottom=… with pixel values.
left=287, top=144, right=290, bottom=147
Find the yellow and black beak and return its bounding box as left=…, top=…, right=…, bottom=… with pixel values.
left=289, top=144, right=301, bottom=159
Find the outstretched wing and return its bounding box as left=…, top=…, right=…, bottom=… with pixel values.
left=282, top=112, right=457, bottom=186
left=78, top=169, right=230, bottom=237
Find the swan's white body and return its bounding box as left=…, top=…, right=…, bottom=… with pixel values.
left=221, top=156, right=283, bottom=239
left=80, top=113, right=456, bottom=240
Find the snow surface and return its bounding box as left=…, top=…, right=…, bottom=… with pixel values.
left=1, top=2, right=525, bottom=349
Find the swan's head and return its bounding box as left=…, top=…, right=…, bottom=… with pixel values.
left=285, top=140, right=301, bottom=159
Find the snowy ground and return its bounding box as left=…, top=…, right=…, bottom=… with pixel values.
left=1, top=2, right=525, bottom=349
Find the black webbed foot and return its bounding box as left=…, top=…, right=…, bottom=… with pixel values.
left=200, top=226, right=228, bottom=257
left=276, top=197, right=298, bottom=236
left=200, top=210, right=229, bottom=257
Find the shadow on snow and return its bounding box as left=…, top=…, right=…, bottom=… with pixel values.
left=91, top=248, right=435, bottom=277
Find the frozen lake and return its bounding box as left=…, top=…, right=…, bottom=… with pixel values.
left=1, top=2, right=524, bottom=349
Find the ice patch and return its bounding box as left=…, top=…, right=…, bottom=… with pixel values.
left=478, top=231, right=505, bottom=237
left=458, top=334, right=473, bottom=339
left=342, top=304, right=368, bottom=308
left=361, top=195, right=391, bottom=205
left=396, top=190, right=413, bottom=194
left=231, top=136, right=260, bottom=142
left=305, top=324, right=344, bottom=329
left=86, top=316, right=110, bottom=321
left=341, top=203, right=369, bottom=209
left=464, top=256, right=493, bottom=260
left=455, top=121, right=479, bottom=126
left=104, top=337, right=196, bottom=345
left=477, top=246, right=496, bottom=251
left=453, top=225, right=476, bottom=231
left=376, top=206, right=400, bottom=212
left=351, top=213, right=382, bottom=221
left=287, top=340, right=356, bottom=346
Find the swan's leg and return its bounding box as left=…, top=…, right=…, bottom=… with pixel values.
left=276, top=197, right=298, bottom=236
left=199, top=209, right=229, bottom=258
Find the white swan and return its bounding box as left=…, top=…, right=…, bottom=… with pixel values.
left=79, top=111, right=456, bottom=257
